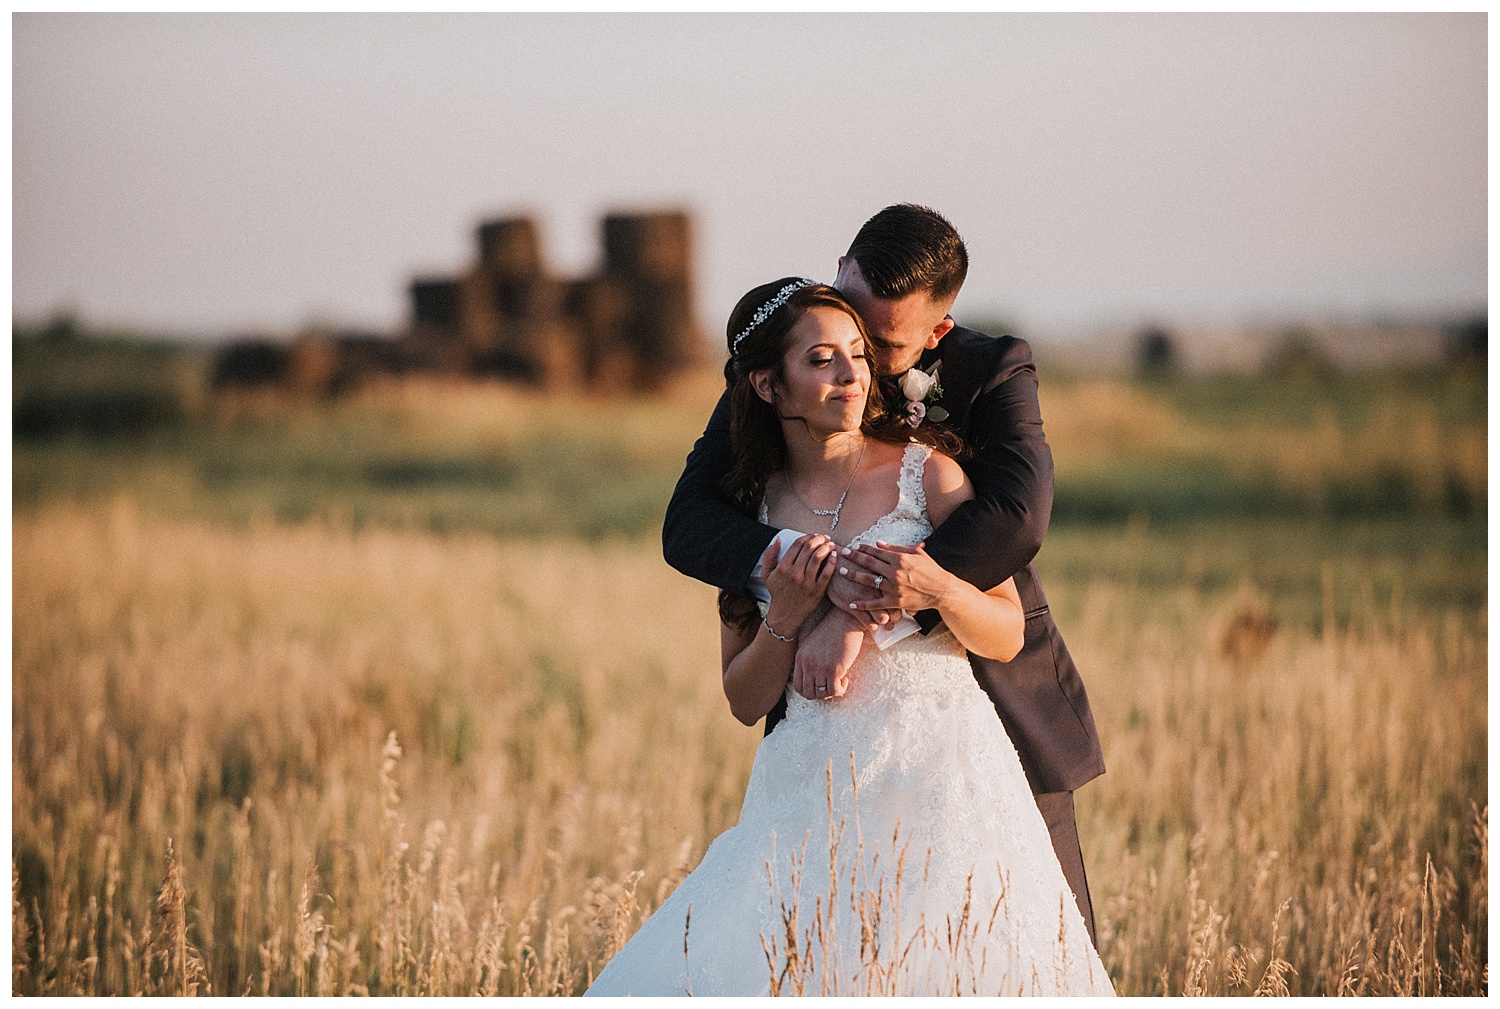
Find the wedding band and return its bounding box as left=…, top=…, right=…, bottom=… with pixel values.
left=873, top=575, right=884, bottom=590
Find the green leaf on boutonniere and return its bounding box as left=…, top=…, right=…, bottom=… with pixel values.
left=927, top=406, right=949, bottom=423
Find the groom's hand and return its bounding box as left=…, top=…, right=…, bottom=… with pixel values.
left=792, top=609, right=864, bottom=701
left=838, top=541, right=954, bottom=614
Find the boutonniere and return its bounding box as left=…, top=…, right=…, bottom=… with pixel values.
left=897, top=363, right=948, bottom=427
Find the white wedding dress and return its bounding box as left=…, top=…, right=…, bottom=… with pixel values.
left=587, top=444, right=1113, bottom=996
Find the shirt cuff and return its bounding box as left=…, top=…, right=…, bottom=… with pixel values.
left=745, top=528, right=807, bottom=603
left=870, top=614, right=922, bottom=650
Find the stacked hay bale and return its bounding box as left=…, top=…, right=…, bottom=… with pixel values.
left=459, top=218, right=577, bottom=385
left=285, top=335, right=342, bottom=397
left=213, top=208, right=704, bottom=399
left=213, top=329, right=416, bottom=398
left=599, top=211, right=700, bottom=390
left=562, top=274, right=635, bottom=388
left=399, top=208, right=702, bottom=391
left=406, top=278, right=466, bottom=371
left=211, top=339, right=290, bottom=391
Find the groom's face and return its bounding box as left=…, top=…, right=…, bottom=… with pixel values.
left=834, top=258, right=956, bottom=376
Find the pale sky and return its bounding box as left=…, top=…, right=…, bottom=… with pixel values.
left=12, top=13, right=1487, bottom=340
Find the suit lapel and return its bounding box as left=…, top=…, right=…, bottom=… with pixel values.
left=936, top=332, right=983, bottom=434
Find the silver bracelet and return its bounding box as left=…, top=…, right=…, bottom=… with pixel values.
left=761, top=614, right=796, bottom=643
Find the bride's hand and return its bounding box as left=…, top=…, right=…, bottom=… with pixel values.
left=792, top=608, right=863, bottom=701
left=762, top=534, right=838, bottom=636
left=827, top=570, right=904, bottom=631
left=838, top=541, right=954, bottom=615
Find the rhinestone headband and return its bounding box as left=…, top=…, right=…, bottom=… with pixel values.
left=731, top=278, right=817, bottom=356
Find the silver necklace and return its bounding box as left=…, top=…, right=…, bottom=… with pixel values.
left=788, top=439, right=866, bottom=532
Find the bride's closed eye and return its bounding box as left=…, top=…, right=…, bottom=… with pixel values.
left=808, top=349, right=866, bottom=367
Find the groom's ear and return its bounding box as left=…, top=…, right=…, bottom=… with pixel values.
left=835, top=256, right=867, bottom=292
left=925, top=315, right=956, bottom=350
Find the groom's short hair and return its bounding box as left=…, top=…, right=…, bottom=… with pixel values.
left=845, top=204, right=968, bottom=303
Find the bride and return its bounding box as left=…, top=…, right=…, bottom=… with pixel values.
left=586, top=279, right=1114, bottom=996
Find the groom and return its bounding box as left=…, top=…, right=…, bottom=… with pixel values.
left=662, top=204, right=1104, bottom=942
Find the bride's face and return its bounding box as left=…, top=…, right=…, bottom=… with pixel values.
left=752, top=306, right=870, bottom=436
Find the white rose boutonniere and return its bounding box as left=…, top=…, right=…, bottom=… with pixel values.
left=899, top=366, right=938, bottom=403
left=895, top=363, right=948, bottom=427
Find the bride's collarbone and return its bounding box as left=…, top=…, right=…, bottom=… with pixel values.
left=764, top=445, right=911, bottom=544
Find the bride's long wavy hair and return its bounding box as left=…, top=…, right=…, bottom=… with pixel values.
left=717, top=278, right=964, bottom=632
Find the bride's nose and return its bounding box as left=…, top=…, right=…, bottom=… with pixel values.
left=834, top=353, right=860, bottom=384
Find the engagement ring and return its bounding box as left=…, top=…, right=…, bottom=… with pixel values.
left=873, top=575, right=884, bottom=590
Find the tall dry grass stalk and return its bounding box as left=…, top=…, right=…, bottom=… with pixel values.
left=12, top=502, right=1486, bottom=994
left=13, top=500, right=731, bottom=995
left=1077, top=572, right=1487, bottom=995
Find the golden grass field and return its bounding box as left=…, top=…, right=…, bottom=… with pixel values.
left=12, top=371, right=1488, bottom=995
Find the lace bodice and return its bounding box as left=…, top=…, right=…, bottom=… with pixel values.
left=758, top=440, right=935, bottom=550
left=757, top=441, right=966, bottom=700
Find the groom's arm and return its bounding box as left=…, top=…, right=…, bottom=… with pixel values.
left=662, top=389, right=781, bottom=594
left=921, top=337, right=1053, bottom=599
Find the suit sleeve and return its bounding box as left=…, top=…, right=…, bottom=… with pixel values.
left=661, top=389, right=780, bottom=594
left=921, top=338, right=1053, bottom=597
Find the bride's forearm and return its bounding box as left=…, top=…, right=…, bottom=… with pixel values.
left=721, top=583, right=841, bottom=725
left=934, top=576, right=1024, bottom=662
left=722, top=627, right=796, bottom=726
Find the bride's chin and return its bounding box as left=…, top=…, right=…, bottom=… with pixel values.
left=828, top=404, right=865, bottom=427
left=805, top=420, right=861, bottom=442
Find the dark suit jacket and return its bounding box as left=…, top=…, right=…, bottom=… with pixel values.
left=662, top=326, right=1105, bottom=795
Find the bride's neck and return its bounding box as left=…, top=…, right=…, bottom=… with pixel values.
left=780, top=424, right=865, bottom=484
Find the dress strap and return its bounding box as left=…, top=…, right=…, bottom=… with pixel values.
left=898, top=442, right=933, bottom=520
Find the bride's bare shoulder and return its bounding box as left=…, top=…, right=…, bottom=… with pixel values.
left=921, top=448, right=974, bottom=525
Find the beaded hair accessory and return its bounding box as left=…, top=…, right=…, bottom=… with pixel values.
left=731, top=278, right=817, bottom=356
